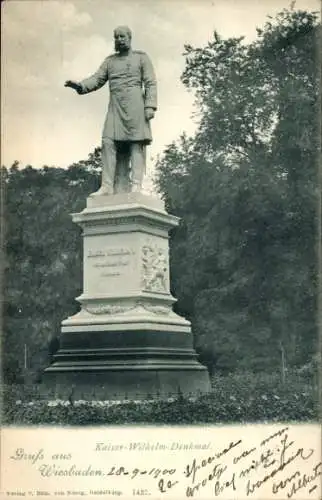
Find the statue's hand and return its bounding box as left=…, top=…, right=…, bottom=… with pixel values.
left=64, top=80, right=82, bottom=94
left=145, top=107, right=155, bottom=121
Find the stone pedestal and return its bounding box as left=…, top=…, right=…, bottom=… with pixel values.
left=44, top=192, right=211, bottom=398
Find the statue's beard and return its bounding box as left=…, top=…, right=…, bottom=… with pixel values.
left=115, top=41, right=130, bottom=53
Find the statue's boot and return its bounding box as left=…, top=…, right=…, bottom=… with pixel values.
left=114, top=147, right=131, bottom=194
left=131, top=182, right=141, bottom=193
left=97, top=136, right=117, bottom=195
left=130, top=142, right=146, bottom=193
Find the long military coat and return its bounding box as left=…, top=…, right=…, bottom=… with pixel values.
left=79, top=50, right=157, bottom=144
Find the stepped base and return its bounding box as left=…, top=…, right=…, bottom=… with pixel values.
left=42, top=368, right=210, bottom=400
left=43, top=327, right=211, bottom=399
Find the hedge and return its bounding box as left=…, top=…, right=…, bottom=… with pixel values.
left=1, top=370, right=319, bottom=425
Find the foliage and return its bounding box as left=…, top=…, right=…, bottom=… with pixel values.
left=2, top=371, right=318, bottom=425
left=155, top=8, right=320, bottom=373
left=2, top=158, right=100, bottom=383
left=68, top=147, right=102, bottom=173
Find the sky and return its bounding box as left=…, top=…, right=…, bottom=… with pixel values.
left=1, top=0, right=320, bottom=188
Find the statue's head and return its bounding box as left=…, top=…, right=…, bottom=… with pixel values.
left=114, top=26, right=132, bottom=53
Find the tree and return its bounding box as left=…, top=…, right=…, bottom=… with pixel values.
left=2, top=154, right=100, bottom=383
left=155, top=8, right=320, bottom=373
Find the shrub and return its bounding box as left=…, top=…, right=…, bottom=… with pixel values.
left=2, top=370, right=318, bottom=426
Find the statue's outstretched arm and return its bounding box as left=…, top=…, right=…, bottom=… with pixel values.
left=77, top=57, right=109, bottom=95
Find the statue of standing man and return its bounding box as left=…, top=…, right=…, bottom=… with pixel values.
left=65, top=26, right=157, bottom=195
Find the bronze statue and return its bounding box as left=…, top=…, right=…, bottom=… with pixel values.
left=65, top=26, right=157, bottom=195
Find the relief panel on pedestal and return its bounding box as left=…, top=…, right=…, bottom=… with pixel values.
left=140, top=238, right=170, bottom=294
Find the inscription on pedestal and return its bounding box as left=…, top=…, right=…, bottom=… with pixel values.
left=87, top=247, right=135, bottom=278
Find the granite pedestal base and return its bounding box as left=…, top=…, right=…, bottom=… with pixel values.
left=43, top=192, right=211, bottom=399
left=43, top=327, right=210, bottom=399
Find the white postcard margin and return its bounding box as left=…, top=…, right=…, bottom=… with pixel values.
left=1, top=424, right=321, bottom=499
